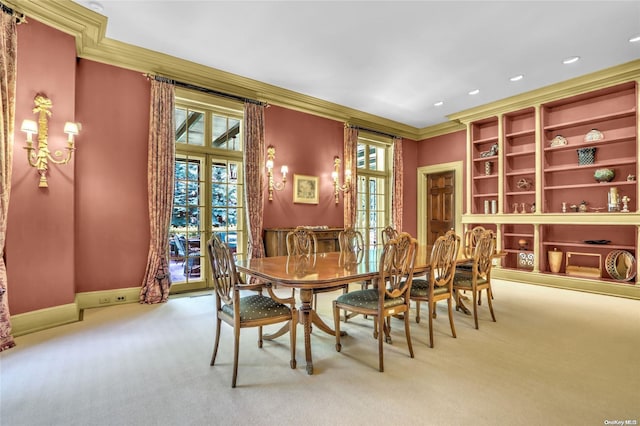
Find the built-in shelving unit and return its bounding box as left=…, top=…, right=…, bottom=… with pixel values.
left=462, top=80, right=640, bottom=299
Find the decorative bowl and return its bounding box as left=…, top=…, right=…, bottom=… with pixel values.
left=594, top=168, right=615, bottom=183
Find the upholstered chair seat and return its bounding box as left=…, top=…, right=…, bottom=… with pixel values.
left=221, top=294, right=293, bottom=321
left=336, top=289, right=406, bottom=311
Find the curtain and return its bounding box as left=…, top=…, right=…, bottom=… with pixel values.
left=343, top=126, right=358, bottom=228
left=243, top=102, right=266, bottom=260
left=392, top=136, right=403, bottom=232
left=140, top=79, right=175, bottom=304
left=0, top=9, right=17, bottom=351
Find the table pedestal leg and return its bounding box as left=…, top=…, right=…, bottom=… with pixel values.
left=299, top=289, right=314, bottom=375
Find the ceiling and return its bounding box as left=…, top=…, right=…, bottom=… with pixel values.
left=72, top=1, right=640, bottom=129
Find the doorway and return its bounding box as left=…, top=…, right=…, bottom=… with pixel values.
left=417, top=161, right=463, bottom=248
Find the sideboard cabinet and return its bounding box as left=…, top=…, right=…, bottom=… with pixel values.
left=462, top=80, right=640, bottom=299
left=263, top=227, right=342, bottom=257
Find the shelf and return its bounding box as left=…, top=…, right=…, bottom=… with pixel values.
left=473, top=155, right=498, bottom=162
left=505, top=190, right=535, bottom=196
left=503, top=232, right=534, bottom=238
left=506, top=169, right=535, bottom=177
left=544, top=157, right=637, bottom=172
left=472, top=174, right=497, bottom=180
left=472, top=193, right=498, bottom=198
left=472, top=136, right=499, bottom=145
left=505, top=150, right=535, bottom=158
left=542, top=108, right=636, bottom=131
left=542, top=241, right=635, bottom=250
left=543, top=135, right=635, bottom=153
left=505, top=129, right=535, bottom=138
left=544, top=180, right=636, bottom=191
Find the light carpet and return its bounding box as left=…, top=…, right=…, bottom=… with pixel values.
left=1, top=280, right=639, bottom=426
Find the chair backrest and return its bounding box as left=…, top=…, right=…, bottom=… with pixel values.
left=206, top=233, right=237, bottom=306
left=429, top=229, right=461, bottom=289
left=381, top=226, right=399, bottom=246
left=472, top=230, right=496, bottom=280
left=286, top=227, right=318, bottom=256
left=462, top=226, right=486, bottom=259
left=378, top=232, right=418, bottom=299
left=338, top=227, right=364, bottom=265
left=173, top=234, right=187, bottom=257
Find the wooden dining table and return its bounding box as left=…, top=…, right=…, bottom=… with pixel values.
left=235, top=248, right=431, bottom=375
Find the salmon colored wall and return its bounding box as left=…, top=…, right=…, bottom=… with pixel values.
left=417, top=130, right=468, bottom=212
left=8, top=20, right=77, bottom=314
left=263, top=106, right=345, bottom=228
left=74, top=60, right=150, bottom=293
left=401, top=138, right=418, bottom=237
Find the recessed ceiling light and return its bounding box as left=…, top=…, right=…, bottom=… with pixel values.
left=88, top=1, right=104, bottom=13
left=563, top=56, right=580, bottom=65
left=434, top=101, right=444, bottom=107
left=468, top=89, right=480, bottom=95
left=510, top=74, right=524, bottom=82
left=629, top=35, right=640, bottom=43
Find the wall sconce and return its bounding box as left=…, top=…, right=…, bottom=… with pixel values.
left=266, top=145, right=288, bottom=201
left=21, top=94, right=80, bottom=188
left=332, top=156, right=352, bottom=204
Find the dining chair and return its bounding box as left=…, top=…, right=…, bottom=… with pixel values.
left=338, top=227, right=365, bottom=321
left=453, top=229, right=496, bottom=329
left=381, top=225, right=398, bottom=246
left=207, top=233, right=297, bottom=388
left=332, top=232, right=418, bottom=372
left=409, top=229, right=460, bottom=348
left=174, top=234, right=200, bottom=276
left=287, top=227, right=348, bottom=310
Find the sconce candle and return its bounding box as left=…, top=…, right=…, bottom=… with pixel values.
left=332, top=156, right=352, bottom=204
left=21, top=94, right=80, bottom=188
left=266, top=145, right=288, bottom=200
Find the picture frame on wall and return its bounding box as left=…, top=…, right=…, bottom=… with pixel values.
left=293, top=174, right=319, bottom=204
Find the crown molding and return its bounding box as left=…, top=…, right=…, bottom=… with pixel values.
left=415, top=120, right=465, bottom=140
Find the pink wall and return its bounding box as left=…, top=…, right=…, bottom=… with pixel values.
left=400, top=138, right=418, bottom=237
left=8, top=20, right=77, bottom=314
left=74, top=60, right=151, bottom=293
left=417, top=130, right=468, bottom=212
left=263, top=106, right=345, bottom=228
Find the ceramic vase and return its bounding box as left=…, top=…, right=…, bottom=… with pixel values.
left=548, top=248, right=563, bottom=273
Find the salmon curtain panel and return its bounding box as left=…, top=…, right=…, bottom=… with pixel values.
left=392, top=136, right=403, bottom=232
left=140, top=79, right=175, bottom=304
left=343, top=126, right=358, bottom=228
left=0, top=7, right=18, bottom=351
left=243, top=102, right=266, bottom=260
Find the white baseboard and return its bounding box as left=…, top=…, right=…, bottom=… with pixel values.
left=75, top=287, right=141, bottom=310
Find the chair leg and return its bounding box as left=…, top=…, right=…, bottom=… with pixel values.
left=487, top=287, right=496, bottom=322
left=428, top=300, right=435, bottom=348
left=210, top=317, right=222, bottom=366
left=289, top=311, right=297, bottom=369
left=258, top=325, right=263, bottom=348
left=232, top=327, right=240, bottom=388
left=473, top=289, right=479, bottom=329
left=333, top=301, right=342, bottom=352
left=447, top=297, right=457, bottom=338
left=404, top=310, right=414, bottom=359
left=415, top=300, right=421, bottom=323
left=378, top=314, right=385, bottom=372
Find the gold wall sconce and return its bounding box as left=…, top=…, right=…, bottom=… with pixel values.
left=21, top=94, right=80, bottom=188
left=332, top=156, right=352, bottom=204
left=266, top=145, right=288, bottom=200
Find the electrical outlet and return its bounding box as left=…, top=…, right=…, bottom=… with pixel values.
left=99, top=297, right=110, bottom=304
left=115, top=295, right=126, bottom=302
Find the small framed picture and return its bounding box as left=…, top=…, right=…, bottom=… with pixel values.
left=293, top=174, right=319, bottom=204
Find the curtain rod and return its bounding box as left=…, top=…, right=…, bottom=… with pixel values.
left=147, top=74, right=266, bottom=106
left=345, top=124, right=399, bottom=140
left=0, top=2, right=26, bottom=23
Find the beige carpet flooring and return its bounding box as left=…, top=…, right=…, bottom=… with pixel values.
left=1, top=279, right=639, bottom=426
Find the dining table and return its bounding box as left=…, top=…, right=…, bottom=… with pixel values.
left=235, top=248, right=431, bottom=375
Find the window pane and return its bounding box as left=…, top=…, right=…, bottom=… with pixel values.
left=212, top=115, right=242, bottom=152
left=176, top=109, right=205, bottom=146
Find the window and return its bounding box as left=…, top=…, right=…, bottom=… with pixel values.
left=354, top=135, right=392, bottom=249
left=169, top=90, right=245, bottom=288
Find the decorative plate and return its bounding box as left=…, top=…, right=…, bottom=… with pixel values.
left=550, top=135, right=568, bottom=147
left=584, top=129, right=604, bottom=142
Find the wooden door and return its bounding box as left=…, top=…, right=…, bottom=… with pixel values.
left=427, top=171, right=455, bottom=247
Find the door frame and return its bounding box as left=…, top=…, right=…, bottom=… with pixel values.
left=417, top=161, right=464, bottom=247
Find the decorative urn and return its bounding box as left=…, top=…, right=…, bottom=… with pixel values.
left=594, top=168, right=615, bottom=183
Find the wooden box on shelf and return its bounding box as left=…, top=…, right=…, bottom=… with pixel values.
left=565, top=252, right=602, bottom=278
